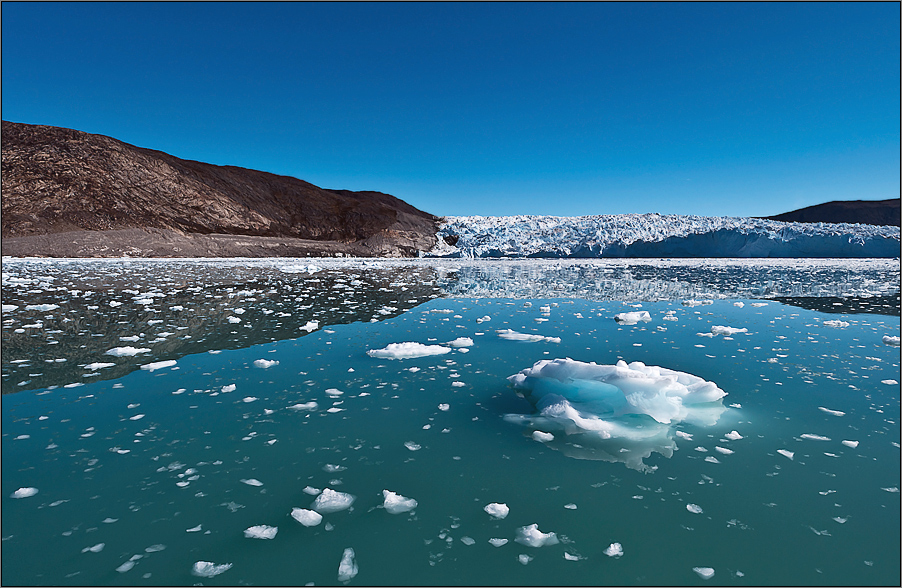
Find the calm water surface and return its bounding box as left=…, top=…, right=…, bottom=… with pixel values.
left=2, top=258, right=899, bottom=586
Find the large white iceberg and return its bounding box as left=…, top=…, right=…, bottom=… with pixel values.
left=505, top=358, right=728, bottom=471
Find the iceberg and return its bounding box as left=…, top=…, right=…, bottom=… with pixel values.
left=337, top=548, right=358, bottom=582
left=382, top=490, right=418, bottom=514
left=505, top=358, right=728, bottom=471
left=484, top=502, right=510, bottom=519
left=192, top=561, right=232, bottom=578
left=290, top=508, right=323, bottom=527
left=367, top=342, right=452, bottom=359
left=514, top=523, right=559, bottom=547
left=428, top=214, right=900, bottom=258
left=614, top=311, right=651, bottom=324
left=312, top=488, right=356, bottom=513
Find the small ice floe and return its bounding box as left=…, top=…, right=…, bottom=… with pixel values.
left=686, top=504, right=703, bottom=514
left=244, top=525, right=278, bottom=539
left=714, top=446, right=734, bottom=455
left=604, top=542, right=623, bottom=557
left=729, top=403, right=741, bottom=408
left=841, top=440, right=859, bottom=448
left=289, top=402, right=318, bottom=411
left=312, top=488, right=356, bottom=513
left=532, top=431, right=554, bottom=442
left=337, top=548, right=358, bottom=582
left=367, top=342, right=451, bottom=359
left=10, top=487, right=38, bottom=499
left=818, top=407, right=845, bottom=417
left=564, top=503, right=577, bottom=510
left=822, top=320, right=849, bottom=328
left=613, top=311, right=651, bottom=324
left=704, top=456, right=720, bottom=464
left=241, top=478, right=263, bottom=487
left=496, top=329, right=561, bottom=343
left=675, top=431, right=693, bottom=441
left=81, top=543, right=105, bottom=553
left=882, top=379, right=899, bottom=385
left=291, top=508, right=323, bottom=527
left=733, top=302, right=744, bottom=307
left=300, top=321, right=319, bottom=333
left=404, top=441, right=421, bottom=451
left=564, top=552, right=581, bottom=561
left=186, top=525, right=202, bottom=533
left=460, top=536, right=476, bottom=546
left=724, top=430, right=743, bottom=441
left=192, top=561, right=232, bottom=578
left=777, top=449, right=794, bottom=460
left=227, top=316, right=241, bottom=324
left=85, top=362, right=116, bottom=370
left=833, top=517, right=848, bottom=524
left=476, top=315, right=492, bottom=323
left=303, top=486, right=322, bottom=495
left=326, top=407, right=345, bottom=413
left=105, top=346, right=151, bottom=357
left=447, top=337, right=474, bottom=348
left=489, top=538, right=508, bottom=547
left=253, top=359, right=279, bottom=368
left=25, top=304, right=59, bottom=312
left=881, top=335, right=900, bottom=346
left=518, top=554, right=533, bottom=565
left=484, top=503, right=510, bottom=519
left=800, top=434, right=831, bottom=441
left=242, top=397, right=258, bottom=403
left=711, top=326, right=747, bottom=336
left=438, top=404, right=450, bottom=411
left=2, top=304, right=18, bottom=312
left=515, top=523, right=559, bottom=547
left=221, top=384, right=236, bottom=393
left=882, top=487, right=900, bottom=493
left=129, top=414, right=145, bottom=421
left=693, top=567, right=715, bottom=580
left=382, top=490, right=417, bottom=514
left=325, top=389, right=344, bottom=397
left=751, top=302, right=768, bottom=307
left=140, top=360, right=176, bottom=372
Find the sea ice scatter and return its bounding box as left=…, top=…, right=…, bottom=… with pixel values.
left=11, top=487, right=38, bottom=498
left=382, top=490, right=418, bottom=514
left=693, top=567, right=715, bottom=580
left=192, top=561, right=233, bottom=578
left=515, top=523, right=559, bottom=547
left=496, top=329, right=561, bottom=343
left=777, top=449, right=794, bottom=460
left=686, top=504, right=703, bottom=514
left=140, top=360, right=177, bottom=372
left=447, top=337, right=474, bottom=347
left=883, top=335, right=900, bottom=346
left=290, top=508, right=323, bottom=527
left=105, top=346, right=151, bottom=357
left=253, top=359, right=279, bottom=368
left=484, top=503, right=510, bottom=519
left=337, top=548, right=358, bottom=582
left=244, top=525, right=278, bottom=539
left=312, top=488, right=356, bottom=513
left=366, top=342, right=452, bottom=359
left=604, top=542, right=623, bottom=557
left=613, top=311, right=651, bottom=324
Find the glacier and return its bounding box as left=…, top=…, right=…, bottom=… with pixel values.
left=428, top=214, right=900, bottom=258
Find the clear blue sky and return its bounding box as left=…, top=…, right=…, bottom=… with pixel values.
left=2, top=2, right=899, bottom=217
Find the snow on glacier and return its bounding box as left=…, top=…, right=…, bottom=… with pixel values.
left=428, top=214, right=900, bottom=258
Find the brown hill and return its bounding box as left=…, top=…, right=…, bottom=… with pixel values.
left=1, top=120, right=439, bottom=257
left=764, top=199, right=900, bottom=227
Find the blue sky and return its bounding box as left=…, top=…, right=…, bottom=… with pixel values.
left=2, top=2, right=899, bottom=217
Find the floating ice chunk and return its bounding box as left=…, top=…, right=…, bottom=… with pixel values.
left=82, top=543, right=105, bottom=553
left=822, top=320, right=849, bottom=328
left=303, top=486, right=321, bottom=495
left=129, top=414, right=145, bottom=421
left=675, top=431, right=693, bottom=441
left=141, top=360, right=176, bottom=372
left=882, top=379, right=899, bottom=385
left=604, top=542, right=623, bottom=557
left=404, top=441, right=421, bottom=451
left=447, top=337, right=474, bottom=348
left=515, top=523, right=559, bottom=547
left=461, top=536, right=476, bottom=545
left=614, top=311, right=651, bottom=324
left=818, top=407, right=845, bottom=416
left=337, top=548, right=358, bottom=582
left=704, top=456, right=720, bottom=464
left=733, top=302, right=744, bottom=307
left=227, top=316, right=242, bottom=324
left=105, top=346, right=151, bottom=357
left=241, top=478, right=263, bottom=487
left=842, top=440, right=859, bottom=448
left=496, top=329, right=561, bottom=343
left=382, top=490, right=418, bottom=514
left=476, top=315, right=492, bottom=323
left=564, top=503, right=577, bottom=510
left=192, top=561, right=232, bottom=578
left=777, top=449, right=794, bottom=460
left=2, top=304, right=18, bottom=312
left=532, top=430, right=554, bottom=442
left=312, top=488, right=356, bottom=513
left=882, top=487, right=900, bottom=493
left=243, top=397, right=258, bottom=403
left=686, top=504, right=703, bottom=514
left=693, top=567, right=715, bottom=580
left=326, top=407, right=345, bottom=413
left=484, top=503, right=510, bottom=519
left=116, top=561, right=136, bottom=573
left=724, top=430, right=743, bottom=441
left=291, top=508, right=323, bottom=527
left=221, top=384, right=236, bottom=393
left=489, top=538, right=508, bottom=547
left=325, top=388, right=344, bottom=396
left=683, top=300, right=713, bottom=307
left=711, top=326, right=747, bottom=336
left=714, top=446, right=734, bottom=455
left=883, top=335, right=900, bottom=346
left=85, top=362, right=116, bottom=370
left=367, top=342, right=452, bottom=359
left=751, top=302, right=768, bottom=307
left=289, top=402, right=318, bottom=411
left=518, top=554, right=533, bottom=565
left=438, top=404, right=450, bottom=411
left=300, top=321, right=320, bottom=333
left=244, top=525, right=278, bottom=539
left=186, top=525, right=202, bottom=532
left=11, top=487, right=38, bottom=498
left=25, top=304, right=59, bottom=312
left=254, top=359, right=279, bottom=368
left=800, top=434, right=831, bottom=441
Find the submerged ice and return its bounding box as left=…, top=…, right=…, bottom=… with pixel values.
left=505, top=359, right=728, bottom=471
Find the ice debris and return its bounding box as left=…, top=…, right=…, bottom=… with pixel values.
left=489, top=538, right=508, bottom=547
left=337, top=548, right=358, bottom=582
left=447, top=337, right=474, bottom=347
left=105, top=346, right=151, bottom=357
left=382, top=490, right=418, bottom=514
left=312, top=488, right=356, bottom=513
left=532, top=431, right=554, bottom=442
left=244, top=525, right=278, bottom=539
left=711, top=326, right=747, bottom=336
left=686, top=504, right=703, bottom=514
left=10, top=487, right=38, bottom=499
left=291, top=508, right=323, bottom=527
left=367, top=342, right=452, bottom=359
left=192, top=561, right=232, bottom=578
left=253, top=359, right=279, bottom=368
left=818, top=407, right=845, bottom=417
left=614, top=311, right=651, bottom=324
left=693, top=567, right=715, bottom=580
left=604, top=542, right=623, bottom=557
left=140, top=360, right=176, bottom=372
left=484, top=502, right=510, bottom=519
left=496, top=329, right=561, bottom=343
left=777, top=449, right=794, bottom=460
left=515, top=523, right=559, bottom=547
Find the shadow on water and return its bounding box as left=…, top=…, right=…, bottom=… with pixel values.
left=770, top=294, right=900, bottom=316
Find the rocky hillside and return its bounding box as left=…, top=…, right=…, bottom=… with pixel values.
left=1, top=121, right=439, bottom=257
left=764, top=198, right=900, bottom=227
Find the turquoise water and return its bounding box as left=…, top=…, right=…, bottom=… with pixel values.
left=2, top=259, right=899, bottom=586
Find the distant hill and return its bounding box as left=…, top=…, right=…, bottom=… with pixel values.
left=1, top=121, right=439, bottom=257
left=764, top=199, right=900, bottom=227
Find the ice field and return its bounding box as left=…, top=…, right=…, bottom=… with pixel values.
left=1, top=257, right=900, bottom=586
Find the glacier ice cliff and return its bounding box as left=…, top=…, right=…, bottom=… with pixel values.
left=428, top=214, right=900, bottom=258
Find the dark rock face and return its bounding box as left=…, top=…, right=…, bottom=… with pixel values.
left=764, top=199, right=900, bottom=227
left=1, top=121, right=439, bottom=256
